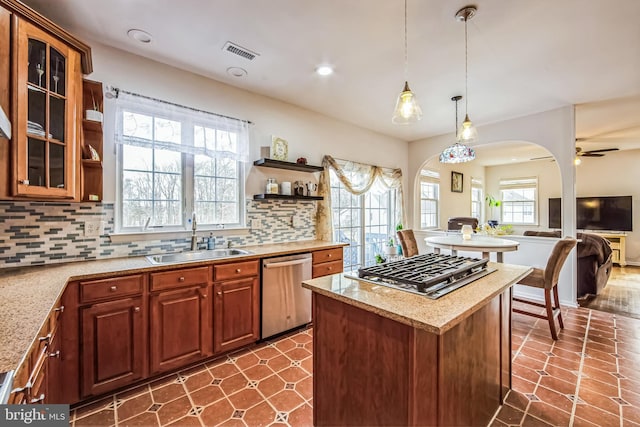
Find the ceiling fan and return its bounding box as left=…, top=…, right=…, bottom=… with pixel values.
left=530, top=145, right=619, bottom=161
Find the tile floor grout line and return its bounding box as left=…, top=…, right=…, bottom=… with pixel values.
left=613, top=315, right=624, bottom=427
left=568, top=308, right=592, bottom=427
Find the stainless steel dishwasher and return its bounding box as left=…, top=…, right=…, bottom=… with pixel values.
left=262, top=253, right=312, bottom=339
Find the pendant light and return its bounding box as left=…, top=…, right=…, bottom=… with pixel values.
left=440, top=96, right=476, bottom=163
left=392, top=0, right=422, bottom=124
left=455, top=6, right=478, bottom=142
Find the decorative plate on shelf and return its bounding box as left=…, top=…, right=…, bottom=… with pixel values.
left=271, top=136, right=288, bottom=161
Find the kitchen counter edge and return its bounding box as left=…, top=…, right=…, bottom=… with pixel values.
left=0, top=240, right=347, bottom=372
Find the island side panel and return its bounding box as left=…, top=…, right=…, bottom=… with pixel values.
left=312, top=293, right=416, bottom=426
left=436, top=290, right=506, bottom=426
left=501, top=287, right=513, bottom=401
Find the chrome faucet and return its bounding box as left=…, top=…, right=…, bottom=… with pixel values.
left=190, top=213, right=198, bottom=251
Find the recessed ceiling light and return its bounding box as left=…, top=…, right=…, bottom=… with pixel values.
left=315, top=65, right=333, bottom=76
left=127, top=29, right=153, bottom=44
left=227, top=67, right=247, bottom=78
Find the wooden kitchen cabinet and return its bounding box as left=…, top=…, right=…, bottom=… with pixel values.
left=79, top=274, right=147, bottom=398
left=312, top=247, right=344, bottom=278
left=12, top=17, right=82, bottom=199
left=149, top=267, right=212, bottom=374
left=0, top=0, right=93, bottom=200
left=213, top=260, right=260, bottom=353
left=7, top=299, right=65, bottom=405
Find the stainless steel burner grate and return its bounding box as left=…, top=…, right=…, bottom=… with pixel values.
left=352, top=253, right=496, bottom=299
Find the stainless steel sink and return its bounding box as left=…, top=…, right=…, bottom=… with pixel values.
left=146, top=249, right=252, bottom=265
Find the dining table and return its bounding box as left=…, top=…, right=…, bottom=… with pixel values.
left=424, top=234, right=519, bottom=262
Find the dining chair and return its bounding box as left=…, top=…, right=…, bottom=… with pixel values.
left=513, top=237, right=577, bottom=340
left=397, top=229, right=419, bottom=258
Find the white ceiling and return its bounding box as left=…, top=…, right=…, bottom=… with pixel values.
left=23, top=0, right=640, bottom=150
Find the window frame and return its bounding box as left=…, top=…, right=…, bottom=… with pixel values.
left=499, top=176, right=538, bottom=225
left=330, top=170, right=397, bottom=271
left=419, top=170, right=440, bottom=230
left=115, top=109, right=246, bottom=234
left=470, top=177, right=484, bottom=224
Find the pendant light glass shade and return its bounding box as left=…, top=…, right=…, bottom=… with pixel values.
left=439, top=142, right=475, bottom=163
left=458, top=113, right=478, bottom=142
left=440, top=95, right=475, bottom=164
left=392, top=81, right=423, bottom=124
left=392, top=0, right=422, bottom=125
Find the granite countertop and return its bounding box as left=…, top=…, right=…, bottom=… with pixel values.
left=0, top=240, right=346, bottom=373
left=302, top=262, right=532, bottom=335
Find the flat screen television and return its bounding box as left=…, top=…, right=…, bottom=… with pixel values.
left=548, top=196, right=633, bottom=231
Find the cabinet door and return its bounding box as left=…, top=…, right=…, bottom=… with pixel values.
left=213, top=277, right=260, bottom=354
left=46, top=330, right=63, bottom=403
left=81, top=297, right=146, bottom=398
left=14, top=18, right=80, bottom=199
left=150, top=285, right=211, bottom=374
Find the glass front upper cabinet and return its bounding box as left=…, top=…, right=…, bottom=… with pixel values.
left=15, top=18, right=80, bottom=199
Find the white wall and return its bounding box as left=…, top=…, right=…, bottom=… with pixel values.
left=485, top=160, right=562, bottom=234
left=86, top=41, right=408, bottom=203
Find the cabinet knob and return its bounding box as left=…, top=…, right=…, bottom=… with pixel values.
left=179, top=276, right=185, bottom=282
left=134, top=307, right=141, bottom=312
left=19, top=179, right=30, bottom=185
left=217, top=291, right=222, bottom=296
left=38, top=333, right=51, bottom=343
left=328, top=253, right=332, bottom=258
left=235, top=269, right=241, bottom=273
left=49, top=350, right=61, bottom=358
left=54, top=305, right=65, bottom=313
left=110, top=285, right=117, bottom=292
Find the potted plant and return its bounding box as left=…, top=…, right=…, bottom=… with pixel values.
left=485, top=195, right=501, bottom=227
left=395, top=223, right=403, bottom=255
left=385, top=237, right=396, bottom=256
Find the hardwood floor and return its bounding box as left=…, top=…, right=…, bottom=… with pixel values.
left=581, top=266, right=640, bottom=320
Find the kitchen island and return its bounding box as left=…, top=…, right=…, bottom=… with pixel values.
left=302, top=262, right=532, bottom=427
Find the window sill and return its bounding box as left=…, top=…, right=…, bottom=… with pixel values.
left=108, top=227, right=250, bottom=243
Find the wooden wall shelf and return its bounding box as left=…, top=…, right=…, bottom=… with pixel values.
left=81, top=79, right=103, bottom=202
left=253, top=158, right=323, bottom=173
left=253, top=194, right=323, bottom=201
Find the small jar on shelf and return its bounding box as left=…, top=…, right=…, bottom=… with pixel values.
left=266, top=178, right=279, bottom=194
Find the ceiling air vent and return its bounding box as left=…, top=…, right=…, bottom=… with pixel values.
left=222, top=42, right=259, bottom=61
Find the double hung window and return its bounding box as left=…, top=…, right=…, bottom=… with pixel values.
left=115, top=92, right=249, bottom=232
left=420, top=169, right=440, bottom=229
left=470, top=177, right=484, bottom=223
left=499, top=177, right=538, bottom=225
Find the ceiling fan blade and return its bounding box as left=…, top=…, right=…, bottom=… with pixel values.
left=580, top=153, right=605, bottom=157
left=530, top=155, right=553, bottom=161
left=583, top=148, right=619, bottom=154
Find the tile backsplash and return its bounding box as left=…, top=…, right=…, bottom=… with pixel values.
left=0, top=200, right=317, bottom=268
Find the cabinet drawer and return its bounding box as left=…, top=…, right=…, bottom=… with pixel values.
left=214, top=260, right=259, bottom=281
left=151, top=267, right=209, bottom=291
left=312, top=260, right=344, bottom=278
left=80, top=275, right=144, bottom=303
left=312, top=248, right=343, bottom=264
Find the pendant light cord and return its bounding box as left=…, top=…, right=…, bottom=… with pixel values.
left=403, top=0, right=408, bottom=79
left=464, top=16, right=469, bottom=115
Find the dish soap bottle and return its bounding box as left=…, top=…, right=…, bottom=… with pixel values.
left=207, top=233, right=215, bottom=250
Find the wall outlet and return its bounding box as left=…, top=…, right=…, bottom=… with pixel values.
left=250, top=219, right=262, bottom=230
left=84, top=221, right=104, bottom=237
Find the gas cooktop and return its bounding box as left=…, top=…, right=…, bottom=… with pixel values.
left=346, top=253, right=496, bottom=299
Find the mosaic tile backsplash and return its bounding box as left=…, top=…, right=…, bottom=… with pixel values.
left=0, top=200, right=317, bottom=267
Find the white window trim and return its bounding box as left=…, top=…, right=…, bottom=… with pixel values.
left=470, top=177, right=484, bottom=224
left=499, top=176, right=539, bottom=225
left=419, top=170, right=440, bottom=230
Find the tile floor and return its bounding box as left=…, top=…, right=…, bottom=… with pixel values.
left=72, top=306, right=640, bottom=427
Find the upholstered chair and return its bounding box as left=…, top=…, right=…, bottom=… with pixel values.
left=513, top=237, right=577, bottom=340
left=396, top=229, right=419, bottom=258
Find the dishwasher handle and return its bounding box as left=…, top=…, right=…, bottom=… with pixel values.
left=263, top=258, right=311, bottom=269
